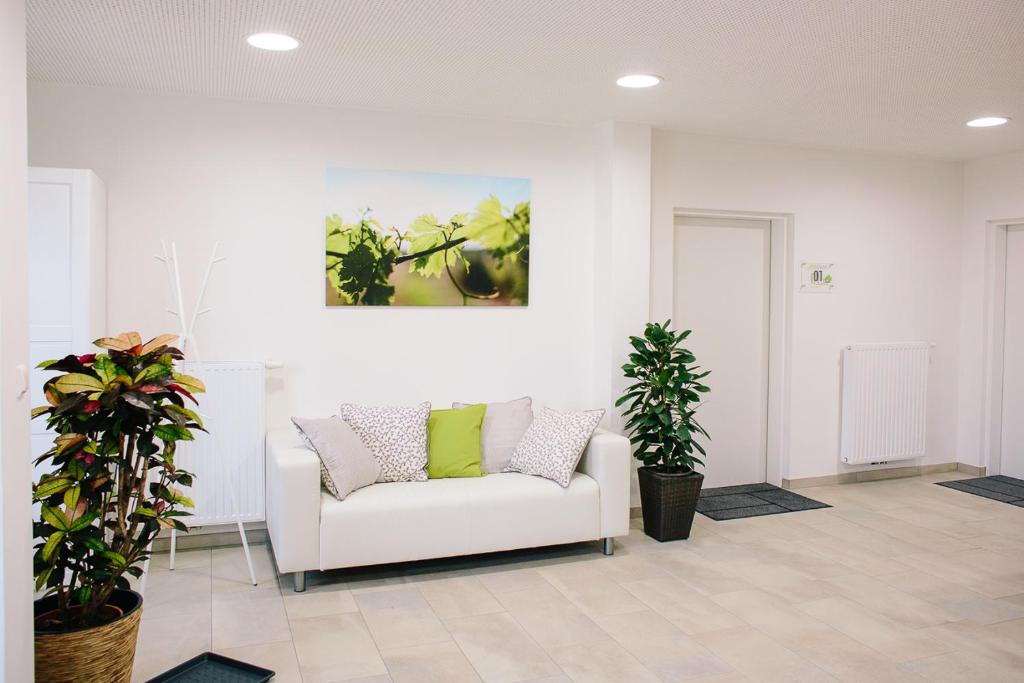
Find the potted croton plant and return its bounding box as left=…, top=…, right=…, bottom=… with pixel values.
left=31, top=332, right=205, bottom=683
left=617, top=321, right=710, bottom=542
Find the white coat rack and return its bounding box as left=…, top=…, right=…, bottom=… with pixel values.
left=141, top=241, right=257, bottom=588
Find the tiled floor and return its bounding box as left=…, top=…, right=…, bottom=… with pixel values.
left=133, top=472, right=1024, bottom=682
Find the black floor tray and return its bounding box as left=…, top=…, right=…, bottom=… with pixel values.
left=145, top=652, right=274, bottom=682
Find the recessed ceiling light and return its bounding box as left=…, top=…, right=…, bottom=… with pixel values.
left=246, top=33, right=300, bottom=51
left=966, top=116, right=1009, bottom=128
left=616, top=74, right=662, bottom=88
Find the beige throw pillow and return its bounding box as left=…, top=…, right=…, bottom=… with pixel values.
left=291, top=416, right=381, bottom=500
left=452, top=396, right=534, bottom=473
left=504, top=407, right=604, bottom=487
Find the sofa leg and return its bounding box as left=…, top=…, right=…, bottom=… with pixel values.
left=293, top=571, right=306, bottom=592
left=602, top=538, right=614, bottom=556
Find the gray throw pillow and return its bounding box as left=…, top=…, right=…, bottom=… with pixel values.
left=504, top=407, right=604, bottom=487
left=452, top=396, right=534, bottom=473
left=341, top=402, right=431, bottom=482
left=291, top=416, right=381, bottom=500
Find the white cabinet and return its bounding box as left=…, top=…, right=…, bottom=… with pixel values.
left=29, top=167, right=107, bottom=468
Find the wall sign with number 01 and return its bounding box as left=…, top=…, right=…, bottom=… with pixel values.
left=800, top=262, right=834, bottom=293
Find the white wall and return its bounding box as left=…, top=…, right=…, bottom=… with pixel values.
left=0, top=0, right=33, bottom=679
left=27, top=81, right=982, bottom=487
left=957, top=150, right=1024, bottom=470
left=28, top=83, right=600, bottom=429
left=651, top=131, right=964, bottom=480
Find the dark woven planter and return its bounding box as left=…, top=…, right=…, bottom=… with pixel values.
left=638, top=467, right=704, bottom=541
left=35, top=588, right=143, bottom=683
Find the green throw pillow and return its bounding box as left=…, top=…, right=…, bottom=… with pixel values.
left=427, top=404, right=487, bottom=479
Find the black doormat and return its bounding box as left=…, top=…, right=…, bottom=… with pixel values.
left=696, top=483, right=830, bottom=521
left=936, top=475, right=1024, bottom=507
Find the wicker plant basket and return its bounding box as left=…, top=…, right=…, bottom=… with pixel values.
left=34, top=589, right=143, bottom=683
left=637, top=467, right=704, bottom=541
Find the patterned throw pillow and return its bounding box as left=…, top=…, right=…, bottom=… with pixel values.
left=504, top=407, right=605, bottom=487
left=291, top=416, right=381, bottom=499
left=341, top=402, right=431, bottom=482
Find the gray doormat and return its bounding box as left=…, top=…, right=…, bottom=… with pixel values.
left=696, top=483, right=830, bottom=520
left=936, top=475, right=1024, bottom=506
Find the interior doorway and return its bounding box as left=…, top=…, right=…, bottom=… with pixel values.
left=1000, top=224, right=1024, bottom=478
left=672, top=212, right=789, bottom=488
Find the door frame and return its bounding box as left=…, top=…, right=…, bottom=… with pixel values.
left=982, top=218, right=1024, bottom=475
left=672, top=209, right=793, bottom=486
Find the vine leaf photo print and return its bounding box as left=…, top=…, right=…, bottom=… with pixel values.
left=325, top=168, right=531, bottom=306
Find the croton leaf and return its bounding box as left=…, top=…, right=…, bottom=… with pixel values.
left=153, top=424, right=194, bottom=442
left=34, top=477, right=73, bottom=500
left=41, top=531, right=64, bottom=562
left=171, top=373, right=206, bottom=394
left=55, top=373, right=105, bottom=394
left=93, top=336, right=134, bottom=351
left=140, top=333, right=178, bottom=354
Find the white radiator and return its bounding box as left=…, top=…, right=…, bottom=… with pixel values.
left=840, top=343, right=930, bottom=465
left=176, top=361, right=266, bottom=526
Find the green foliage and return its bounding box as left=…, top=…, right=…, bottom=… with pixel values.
left=325, top=197, right=530, bottom=305
left=616, top=321, right=710, bottom=473
left=32, top=332, right=206, bottom=630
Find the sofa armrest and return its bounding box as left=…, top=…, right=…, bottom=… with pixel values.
left=266, top=430, right=321, bottom=573
left=576, top=428, right=631, bottom=538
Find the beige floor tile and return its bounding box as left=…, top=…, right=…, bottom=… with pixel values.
left=354, top=587, right=452, bottom=651
left=494, top=582, right=607, bottom=649
left=798, top=596, right=950, bottom=662
left=141, top=563, right=211, bottom=620
left=695, top=626, right=837, bottom=682
left=211, top=543, right=279, bottom=593
left=942, top=595, right=1024, bottom=625
left=445, top=612, right=562, bottom=683
left=216, top=640, right=303, bottom=683
left=417, top=576, right=504, bottom=619
left=476, top=567, right=550, bottom=595
left=539, top=562, right=649, bottom=617
left=903, top=650, right=1023, bottom=683
left=593, top=609, right=733, bottom=681
left=822, top=573, right=955, bottom=628
left=132, top=612, right=212, bottom=682
left=921, top=619, right=1024, bottom=672
left=548, top=638, right=661, bottom=683
left=291, top=612, right=389, bottom=682
left=148, top=547, right=211, bottom=571
left=211, top=587, right=292, bottom=649
left=648, top=550, right=754, bottom=596
left=622, top=577, right=744, bottom=634
left=283, top=585, right=359, bottom=619
left=381, top=640, right=482, bottom=683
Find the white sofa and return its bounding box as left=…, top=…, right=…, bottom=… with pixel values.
left=265, top=428, right=632, bottom=591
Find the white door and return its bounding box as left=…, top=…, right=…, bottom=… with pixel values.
left=1001, top=225, right=1024, bottom=479
left=674, top=216, right=770, bottom=487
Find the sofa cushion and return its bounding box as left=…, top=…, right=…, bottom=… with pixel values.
left=341, top=402, right=430, bottom=482
left=505, top=407, right=604, bottom=487
left=427, top=404, right=486, bottom=479
left=291, top=416, right=380, bottom=499
left=318, top=472, right=601, bottom=569
left=452, top=396, right=533, bottom=473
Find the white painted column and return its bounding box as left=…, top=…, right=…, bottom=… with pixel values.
left=593, top=121, right=652, bottom=504
left=0, top=0, right=34, bottom=679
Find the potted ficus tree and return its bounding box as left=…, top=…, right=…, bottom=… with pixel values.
left=617, top=321, right=710, bottom=541
left=31, top=332, right=206, bottom=683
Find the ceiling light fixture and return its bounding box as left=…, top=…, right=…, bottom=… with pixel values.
left=966, top=116, right=1009, bottom=128
left=246, top=32, right=300, bottom=51
left=616, top=74, right=662, bottom=88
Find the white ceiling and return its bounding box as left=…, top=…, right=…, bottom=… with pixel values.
left=26, top=0, right=1024, bottom=160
